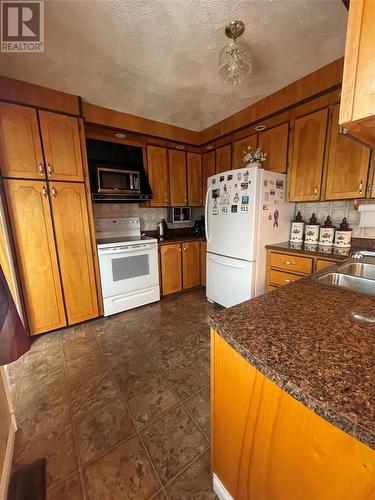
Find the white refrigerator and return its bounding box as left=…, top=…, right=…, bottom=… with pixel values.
left=205, top=166, right=295, bottom=307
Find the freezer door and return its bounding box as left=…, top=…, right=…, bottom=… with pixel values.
left=254, top=170, right=295, bottom=296
left=205, top=167, right=259, bottom=261
left=206, top=252, right=255, bottom=308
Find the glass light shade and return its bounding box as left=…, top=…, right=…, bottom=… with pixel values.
left=219, top=41, right=253, bottom=87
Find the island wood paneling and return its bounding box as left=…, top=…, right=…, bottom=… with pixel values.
left=212, top=330, right=375, bottom=500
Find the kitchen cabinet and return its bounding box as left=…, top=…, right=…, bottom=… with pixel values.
left=288, top=108, right=328, bottom=201
left=202, top=151, right=215, bottom=201
left=212, top=330, right=374, bottom=500
left=147, top=145, right=169, bottom=207
left=168, top=149, right=187, bottom=206
left=325, top=105, right=370, bottom=200
left=266, top=249, right=340, bottom=290
left=232, top=135, right=257, bottom=170
left=38, top=110, right=84, bottom=182
left=49, top=182, right=98, bottom=324
left=216, top=145, right=231, bottom=173
left=258, top=123, right=289, bottom=173
left=0, top=102, right=44, bottom=179
left=339, top=0, right=375, bottom=148
left=182, top=241, right=200, bottom=289
left=160, top=243, right=182, bottom=295
left=200, top=241, right=207, bottom=287
left=187, top=153, right=203, bottom=206
left=4, top=179, right=66, bottom=335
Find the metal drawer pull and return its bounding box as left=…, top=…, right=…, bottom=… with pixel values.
left=314, top=185, right=318, bottom=195
left=47, top=163, right=54, bottom=176
left=358, top=180, right=363, bottom=194
left=284, top=260, right=295, bottom=265
left=284, top=279, right=291, bottom=283
left=42, top=186, right=48, bottom=198
left=38, top=163, right=44, bottom=176
left=51, top=186, right=57, bottom=198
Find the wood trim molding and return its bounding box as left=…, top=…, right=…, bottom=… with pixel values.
left=0, top=75, right=80, bottom=116
left=199, top=58, right=344, bottom=144
left=82, top=102, right=200, bottom=145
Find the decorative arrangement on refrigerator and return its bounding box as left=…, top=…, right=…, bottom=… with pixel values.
left=205, top=166, right=295, bottom=307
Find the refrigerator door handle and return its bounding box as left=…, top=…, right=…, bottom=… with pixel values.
left=205, top=187, right=210, bottom=243
left=208, top=255, right=246, bottom=269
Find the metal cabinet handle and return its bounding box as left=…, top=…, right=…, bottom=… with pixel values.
left=47, top=163, right=54, bottom=177
left=284, top=279, right=291, bottom=283
left=284, top=260, right=295, bottom=265
left=314, top=185, right=318, bottom=195
left=358, top=179, right=363, bottom=194
left=178, top=247, right=181, bottom=253
left=183, top=247, right=186, bottom=252
left=42, top=186, right=48, bottom=198
left=51, top=186, right=57, bottom=198
left=38, top=163, right=44, bottom=176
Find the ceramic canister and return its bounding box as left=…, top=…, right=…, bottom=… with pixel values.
left=319, top=215, right=335, bottom=246
left=290, top=211, right=304, bottom=243
left=334, top=217, right=352, bottom=248
left=304, top=213, right=320, bottom=244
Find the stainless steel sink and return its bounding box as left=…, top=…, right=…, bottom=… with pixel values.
left=316, top=272, right=375, bottom=296
left=336, top=262, right=375, bottom=280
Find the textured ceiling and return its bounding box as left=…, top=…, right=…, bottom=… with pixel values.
left=0, top=0, right=347, bottom=131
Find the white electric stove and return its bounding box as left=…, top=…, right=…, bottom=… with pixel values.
left=95, top=217, right=160, bottom=316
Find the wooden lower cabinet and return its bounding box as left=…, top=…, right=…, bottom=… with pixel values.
left=212, top=331, right=374, bottom=500
left=316, top=258, right=339, bottom=272
left=182, top=241, right=200, bottom=289
left=200, top=241, right=207, bottom=287
left=49, top=182, right=98, bottom=324
left=160, top=240, right=204, bottom=295
left=4, top=179, right=67, bottom=335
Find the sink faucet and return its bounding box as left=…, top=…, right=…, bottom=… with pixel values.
left=351, top=250, right=375, bottom=259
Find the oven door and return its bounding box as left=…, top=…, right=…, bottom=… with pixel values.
left=98, top=243, right=159, bottom=299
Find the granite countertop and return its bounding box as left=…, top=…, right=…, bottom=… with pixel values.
left=208, top=276, right=375, bottom=449
left=266, top=238, right=375, bottom=260
left=144, top=230, right=205, bottom=246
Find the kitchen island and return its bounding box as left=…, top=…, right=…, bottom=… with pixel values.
left=208, top=275, right=374, bottom=500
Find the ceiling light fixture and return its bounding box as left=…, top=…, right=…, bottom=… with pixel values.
left=206, top=145, right=214, bottom=150
left=255, top=125, right=266, bottom=131
left=219, top=20, right=253, bottom=88
left=114, top=133, right=126, bottom=138
left=175, top=145, right=185, bottom=150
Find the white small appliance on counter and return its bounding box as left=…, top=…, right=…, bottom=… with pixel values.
left=205, top=166, right=294, bottom=308
left=95, top=217, right=160, bottom=316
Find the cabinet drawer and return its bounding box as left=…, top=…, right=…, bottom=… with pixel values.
left=316, top=259, right=338, bottom=272
left=269, top=252, right=313, bottom=274
left=269, top=269, right=303, bottom=287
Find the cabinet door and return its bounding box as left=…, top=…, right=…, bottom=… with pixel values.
left=39, top=111, right=83, bottom=182
left=147, top=145, right=169, bottom=207
left=288, top=108, right=328, bottom=201
left=216, top=145, right=232, bottom=173
left=182, top=241, right=200, bottom=289
left=49, top=182, right=98, bottom=324
left=258, top=123, right=289, bottom=173
left=0, top=102, right=45, bottom=179
left=315, top=259, right=338, bottom=272
left=168, top=150, right=187, bottom=206
left=200, top=241, right=207, bottom=287
left=4, top=179, right=66, bottom=335
left=325, top=105, right=370, bottom=200
left=202, top=151, right=215, bottom=201
left=187, top=153, right=203, bottom=206
left=232, top=135, right=257, bottom=169
left=160, top=243, right=182, bottom=295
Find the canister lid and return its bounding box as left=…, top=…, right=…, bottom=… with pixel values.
left=322, top=215, right=334, bottom=228
left=308, top=213, right=319, bottom=225
left=338, top=217, right=352, bottom=231
left=293, top=211, right=304, bottom=222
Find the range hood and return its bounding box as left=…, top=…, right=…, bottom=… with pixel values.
left=86, top=138, right=153, bottom=202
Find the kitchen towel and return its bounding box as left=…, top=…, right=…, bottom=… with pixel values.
left=0, top=266, right=30, bottom=365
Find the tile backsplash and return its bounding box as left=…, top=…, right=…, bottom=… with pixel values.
left=295, top=200, right=375, bottom=239
left=93, top=203, right=204, bottom=231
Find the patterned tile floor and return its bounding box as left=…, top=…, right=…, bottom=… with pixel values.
left=7, top=289, right=220, bottom=499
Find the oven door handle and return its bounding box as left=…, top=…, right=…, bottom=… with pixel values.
left=98, top=244, right=155, bottom=255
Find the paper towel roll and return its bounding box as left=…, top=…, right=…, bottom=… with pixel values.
left=358, top=204, right=375, bottom=228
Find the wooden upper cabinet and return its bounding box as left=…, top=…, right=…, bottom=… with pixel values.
left=339, top=0, right=375, bottom=147
left=288, top=108, right=328, bottom=202
left=4, top=179, right=66, bottom=335
left=202, top=151, right=215, bottom=201
left=325, top=105, right=370, bottom=200
left=187, top=152, right=203, bottom=206
left=160, top=243, right=182, bottom=295
left=258, top=123, right=289, bottom=173
left=49, top=182, right=98, bottom=325
left=168, top=149, right=187, bottom=206
left=232, top=135, right=257, bottom=170
left=147, top=145, right=169, bottom=207
left=182, top=241, right=200, bottom=289
left=0, top=102, right=45, bottom=179
left=216, top=145, right=232, bottom=173
left=38, top=111, right=84, bottom=182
